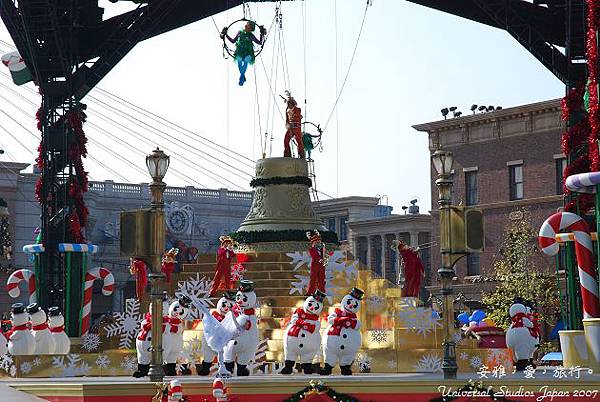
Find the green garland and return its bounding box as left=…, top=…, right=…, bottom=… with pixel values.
left=231, top=229, right=338, bottom=244
left=429, top=380, right=520, bottom=402
left=250, top=175, right=313, bottom=188
left=284, top=381, right=359, bottom=402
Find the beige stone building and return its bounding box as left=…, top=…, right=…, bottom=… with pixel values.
left=313, top=197, right=432, bottom=291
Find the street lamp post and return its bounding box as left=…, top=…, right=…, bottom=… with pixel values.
left=145, top=147, right=170, bottom=382
left=431, top=147, right=458, bottom=379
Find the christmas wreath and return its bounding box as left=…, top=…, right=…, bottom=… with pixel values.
left=284, top=380, right=359, bottom=402
left=250, top=175, right=313, bottom=188
left=231, top=229, right=338, bottom=244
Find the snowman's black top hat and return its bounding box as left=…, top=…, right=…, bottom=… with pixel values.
left=348, top=287, right=364, bottom=301
left=312, top=289, right=327, bottom=303
left=11, top=303, right=25, bottom=315
left=238, top=280, right=254, bottom=293
left=47, top=306, right=62, bottom=317
left=26, top=303, right=41, bottom=314
left=223, top=290, right=237, bottom=301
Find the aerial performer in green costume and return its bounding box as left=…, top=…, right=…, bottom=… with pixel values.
left=221, top=21, right=266, bottom=86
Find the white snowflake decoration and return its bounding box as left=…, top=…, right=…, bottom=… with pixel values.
left=81, top=333, right=102, bottom=352
left=9, top=365, right=16, bottom=376
left=95, top=354, right=111, bottom=369
left=0, top=354, right=14, bottom=374
left=104, top=298, right=144, bottom=349
left=387, top=359, right=397, bottom=369
left=415, top=352, right=443, bottom=373
left=51, top=354, right=91, bottom=377
left=20, top=361, right=32, bottom=374
left=398, top=307, right=442, bottom=337
left=176, top=273, right=214, bottom=319
left=469, top=356, right=483, bottom=369
left=452, top=331, right=464, bottom=345
left=287, top=251, right=358, bottom=300
left=121, top=355, right=137, bottom=372
left=248, top=339, right=269, bottom=375
left=355, top=353, right=372, bottom=373
left=459, top=352, right=469, bottom=361
left=32, top=357, right=41, bottom=367
left=369, top=329, right=388, bottom=344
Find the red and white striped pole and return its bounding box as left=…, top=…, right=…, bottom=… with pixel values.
left=539, top=212, right=600, bottom=318
left=80, top=267, right=114, bottom=335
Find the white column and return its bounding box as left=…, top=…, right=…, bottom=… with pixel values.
left=380, top=234, right=386, bottom=280
left=410, top=232, right=419, bottom=248
left=367, top=236, right=372, bottom=270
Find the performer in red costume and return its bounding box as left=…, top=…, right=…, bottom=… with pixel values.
left=161, top=248, right=179, bottom=284
left=306, top=230, right=326, bottom=295
left=396, top=240, right=425, bottom=297
left=209, top=236, right=237, bottom=297
left=283, top=91, right=305, bottom=158
left=129, top=258, right=148, bottom=299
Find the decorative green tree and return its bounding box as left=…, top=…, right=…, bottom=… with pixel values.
left=481, top=209, right=560, bottom=331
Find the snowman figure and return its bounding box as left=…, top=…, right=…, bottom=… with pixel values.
left=48, top=307, right=70, bottom=354
left=320, top=287, right=364, bottom=376
left=197, top=290, right=236, bottom=375
left=133, top=292, right=170, bottom=378
left=168, top=379, right=184, bottom=402
left=223, top=280, right=259, bottom=376
left=28, top=303, right=56, bottom=354
left=212, top=378, right=229, bottom=402
left=8, top=303, right=34, bottom=355
left=506, top=301, right=540, bottom=371
left=163, top=295, right=192, bottom=376
left=281, top=290, right=326, bottom=375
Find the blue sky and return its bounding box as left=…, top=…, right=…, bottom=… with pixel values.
left=0, top=0, right=564, bottom=211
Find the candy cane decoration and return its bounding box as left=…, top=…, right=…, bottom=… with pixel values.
left=565, top=171, right=600, bottom=194
left=539, top=212, right=600, bottom=318
left=6, top=269, right=36, bottom=304
left=81, top=267, right=114, bottom=335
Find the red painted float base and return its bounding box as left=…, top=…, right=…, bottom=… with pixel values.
left=4, top=373, right=600, bottom=402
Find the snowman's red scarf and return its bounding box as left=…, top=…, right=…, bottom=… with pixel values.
left=212, top=311, right=226, bottom=322
left=327, top=308, right=357, bottom=336
left=137, top=314, right=170, bottom=340
left=288, top=308, right=319, bottom=337
left=167, top=317, right=183, bottom=333
left=31, top=323, right=48, bottom=331
left=5, top=323, right=28, bottom=339
left=232, top=304, right=255, bottom=316
left=511, top=312, right=540, bottom=338
left=49, top=325, right=65, bottom=333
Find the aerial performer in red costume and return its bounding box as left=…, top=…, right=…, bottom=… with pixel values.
left=209, top=236, right=237, bottom=297
left=129, top=258, right=148, bottom=300
left=161, top=247, right=179, bottom=284
left=306, top=230, right=326, bottom=295
left=396, top=240, right=425, bottom=297
left=221, top=21, right=266, bottom=86
left=283, top=91, right=305, bottom=158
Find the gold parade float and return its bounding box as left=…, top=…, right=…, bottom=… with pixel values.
left=0, top=158, right=511, bottom=379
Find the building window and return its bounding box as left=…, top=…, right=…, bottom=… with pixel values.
left=465, top=171, right=478, bottom=206
left=340, top=218, right=348, bottom=241
left=466, top=254, right=480, bottom=276
left=328, top=218, right=336, bottom=233
left=509, top=164, right=524, bottom=200
left=555, top=157, right=567, bottom=195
